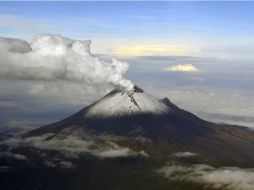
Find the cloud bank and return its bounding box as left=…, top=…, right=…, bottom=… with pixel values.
left=1, top=132, right=145, bottom=159
left=173, top=152, right=197, bottom=158
left=159, top=164, right=254, bottom=190
left=0, top=34, right=133, bottom=90
left=164, top=64, right=198, bottom=72
left=113, top=44, right=199, bottom=57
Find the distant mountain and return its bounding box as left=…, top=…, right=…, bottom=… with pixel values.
left=1, top=85, right=254, bottom=190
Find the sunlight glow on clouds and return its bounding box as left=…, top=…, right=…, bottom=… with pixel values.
left=113, top=44, right=199, bottom=57
left=164, top=64, right=198, bottom=72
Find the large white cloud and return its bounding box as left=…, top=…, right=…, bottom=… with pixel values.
left=0, top=34, right=133, bottom=90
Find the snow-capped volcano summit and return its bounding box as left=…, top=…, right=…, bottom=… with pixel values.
left=85, top=85, right=170, bottom=118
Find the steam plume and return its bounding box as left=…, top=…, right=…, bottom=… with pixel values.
left=0, top=34, right=133, bottom=90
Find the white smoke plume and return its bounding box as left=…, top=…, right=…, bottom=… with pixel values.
left=0, top=34, right=133, bottom=90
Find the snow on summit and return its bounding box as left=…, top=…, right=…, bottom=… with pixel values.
left=85, top=86, right=170, bottom=117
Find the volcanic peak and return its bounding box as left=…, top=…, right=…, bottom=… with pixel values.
left=85, top=85, right=170, bottom=118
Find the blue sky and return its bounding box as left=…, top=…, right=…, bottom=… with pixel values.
left=1, top=2, right=253, bottom=36
left=0, top=2, right=254, bottom=59
left=1, top=2, right=254, bottom=131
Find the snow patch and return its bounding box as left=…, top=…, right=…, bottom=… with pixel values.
left=85, top=89, right=170, bottom=117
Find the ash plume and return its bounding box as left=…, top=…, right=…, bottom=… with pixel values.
left=0, top=34, right=133, bottom=90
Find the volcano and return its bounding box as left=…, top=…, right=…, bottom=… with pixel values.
left=25, top=85, right=254, bottom=164
left=1, top=86, right=254, bottom=190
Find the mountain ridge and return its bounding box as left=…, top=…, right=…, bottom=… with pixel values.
left=22, top=85, right=254, bottom=167
left=1, top=85, right=254, bottom=190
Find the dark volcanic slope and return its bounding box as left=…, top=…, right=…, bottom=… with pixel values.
left=25, top=86, right=254, bottom=166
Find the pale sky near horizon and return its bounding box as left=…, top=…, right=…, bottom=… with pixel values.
left=1, top=2, right=254, bottom=131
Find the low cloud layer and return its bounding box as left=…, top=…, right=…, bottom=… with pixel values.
left=0, top=34, right=133, bottom=90
left=164, top=64, right=198, bottom=72
left=159, top=164, right=254, bottom=190
left=0, top=132, right=146, bottom=169
left=1, top=131, right=146, bottom=159
left=44, top=160, right=74, bottom=169
left=173, top=152, right=197, bottom=158
left=0, top=152, right=27, bottom=160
